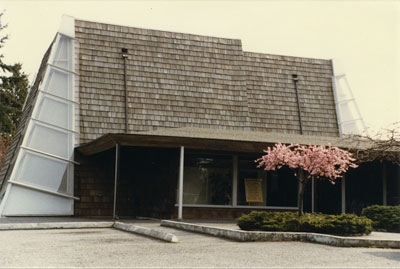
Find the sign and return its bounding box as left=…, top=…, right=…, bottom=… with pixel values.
left=244, top=178, right=263, bottom=203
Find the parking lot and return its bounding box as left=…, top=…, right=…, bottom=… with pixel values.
left=1, top=226, right=400, bottom=268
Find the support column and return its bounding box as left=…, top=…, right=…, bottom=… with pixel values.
left=232, top=155, right=238, bottom=207
left=178, top=146, right=184, bottom=220
left=383, top=162, right=387, bottom=206
left=341, top=176, right=346, bottom=214
left=113, top=143, right=120, bottom=220
left=311, top=176, right=315, bottom=213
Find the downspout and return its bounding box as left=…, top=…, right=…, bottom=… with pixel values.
left=292, top=74, right=304, bottom=134
left=122, top=48, right=129, bottom=133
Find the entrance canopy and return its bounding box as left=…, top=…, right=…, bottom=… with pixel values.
left=75, top=127, right=372, bottom=156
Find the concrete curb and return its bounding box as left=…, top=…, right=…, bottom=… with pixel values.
left=0, top=221, right=114, bottom=230
left=161, top=220, right=400, bottom=249
left=113, top=222, right=178, bottom=243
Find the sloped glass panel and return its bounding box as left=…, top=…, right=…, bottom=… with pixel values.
left=58, top=169, right=69, bottom=194
left=42, top=67, right=72, bottom=100
left=0, top=32, right=76, bottom=217
left=14, top=151, right=68, bottom=192
left=336, top=79, right=351, bottom=102
left=24, top=123, right=72, bottom=159
left=2, top=185, right=73, bottom=216
left=339, top=103, right=353, bottom=123
left=57, top=163, right=73, bottom=195
left=342, top=121, right=362, bottom=135
left=52, top=35, right=72, bottom=70
left=34, top=93, right=71, bottom=130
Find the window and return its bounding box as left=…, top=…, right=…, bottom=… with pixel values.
left=236, top=155, right=298, bottom=207
left=266, top=167, right=298, bottom=207
left=183, top=152, right=232, bottom=205
left=180, top=151, right=298, bottom=208
left=237, top=156, right=267, bottom=206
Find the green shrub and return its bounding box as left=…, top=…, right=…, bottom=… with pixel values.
left=237, top=211, right=372, bottom=236
left=361, top=205, right=400, bottom=232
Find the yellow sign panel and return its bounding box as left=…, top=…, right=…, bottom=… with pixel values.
left=244, top=178, right=263, bottom=203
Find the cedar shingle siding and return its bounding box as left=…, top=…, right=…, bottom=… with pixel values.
left=75, top=20, right=339, bottom=144
left=245, top=52, right=338, bottom=136
left=1, top=19, right=340, bottom=188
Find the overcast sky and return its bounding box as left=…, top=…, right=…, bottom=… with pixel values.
left=1, top=0, right=399, bottom=135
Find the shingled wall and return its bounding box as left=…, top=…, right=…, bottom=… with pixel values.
left=74, top=20, right=339, bottom=144
left=75, top=20, right=250, bottom=143
left=244, top=52, right=338, bottom=136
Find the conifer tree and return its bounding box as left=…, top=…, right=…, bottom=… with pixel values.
left=0, top=12, right=29, bottom=138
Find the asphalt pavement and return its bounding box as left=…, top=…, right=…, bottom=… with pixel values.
left=0, top=219, right=399, bottom=268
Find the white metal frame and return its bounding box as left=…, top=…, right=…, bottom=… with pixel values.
left=9, top=180, right=79, bottom=201
left=331, top=59, right=368, bottom=136
left=0, top=23, right=79, bottom=216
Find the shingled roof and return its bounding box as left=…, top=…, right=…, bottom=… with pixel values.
left=0, top=19, right=340, bottom=189
left=75, top=19, right=339, bottom=144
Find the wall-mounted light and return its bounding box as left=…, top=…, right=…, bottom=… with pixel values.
left=122, top=48, right=128, bottom=58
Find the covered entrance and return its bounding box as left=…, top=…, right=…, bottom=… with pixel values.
left=74, top=131, right=304, bottom=219
left=74, top=129, right=398, bottom=219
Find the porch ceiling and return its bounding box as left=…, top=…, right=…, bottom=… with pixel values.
left=75, top=127, right=372, bottom=156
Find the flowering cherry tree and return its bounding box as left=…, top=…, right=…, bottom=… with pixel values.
left=256, top=143, right=358, bottom=215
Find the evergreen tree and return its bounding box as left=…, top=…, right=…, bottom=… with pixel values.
left=0, top=12, right=29, bottom=138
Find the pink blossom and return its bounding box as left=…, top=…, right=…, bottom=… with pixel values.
left=255, top=142, right=358, bottom=183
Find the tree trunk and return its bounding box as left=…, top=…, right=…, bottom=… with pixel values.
left=297, top=168, right=306, bottom=216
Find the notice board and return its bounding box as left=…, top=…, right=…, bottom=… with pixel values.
left=244, top=178, right=263, bottom=203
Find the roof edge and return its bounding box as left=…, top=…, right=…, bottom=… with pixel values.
left=74, top=18, right=242, bottom=46
left=59, top=15, right=75, bottom=38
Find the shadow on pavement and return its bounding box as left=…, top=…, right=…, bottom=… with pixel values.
left=365, top=251, right=400, bottom=262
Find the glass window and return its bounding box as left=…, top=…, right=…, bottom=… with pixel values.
left=183, top=152, right=232, bottom=205
left=42, top=67, right=72, bottom=100
left=52, top=35, right=72, bottom=70
left=14, top=150, right=69, bottom=192
left=34, top=93, right=71, bottom=129
left=237, top=155, right=298, bottom=207
left=24, top=122, right=72, bottom=159
left=266, top=167, right=298, bottom=207
left=237, top=156, right=267, bottom=206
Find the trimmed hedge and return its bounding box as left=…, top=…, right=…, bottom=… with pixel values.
left=361, top=205, right=400, bottom=232
left=237, top=211, right=372, bottom=236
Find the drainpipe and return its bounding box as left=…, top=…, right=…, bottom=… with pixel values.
left=292, top=74, right=304, bottom=135
left=122, top=48, right=129, bottom=133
